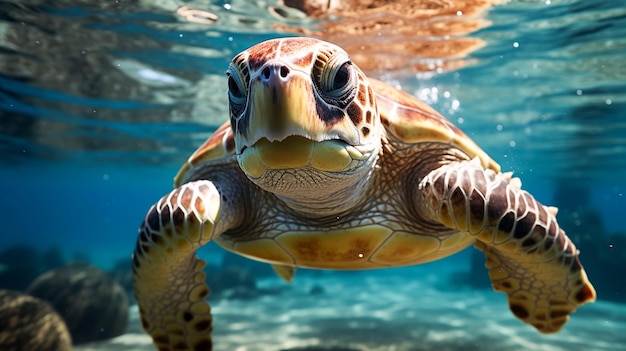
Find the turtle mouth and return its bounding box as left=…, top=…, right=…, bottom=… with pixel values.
left=238, top=134, right=352, bottom=152
left=237, top=135, right=373, bottom=179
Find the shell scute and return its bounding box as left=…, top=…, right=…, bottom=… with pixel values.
left=371, top=78, right=500, bottom=172
left=174, top=121, right=235, bottom=187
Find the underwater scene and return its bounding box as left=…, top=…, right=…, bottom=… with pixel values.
left=1, top=0, right=625, bottom=350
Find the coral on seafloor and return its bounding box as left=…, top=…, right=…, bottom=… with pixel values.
left=0, top=289, right=72, bottom=351
left=27, top=262, right=129, bottom=344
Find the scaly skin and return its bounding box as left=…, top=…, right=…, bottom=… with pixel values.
left=133, top=180, right=230, bottom=351
left=133, top=37, right=596, bottom=351
left=419, top=158, right=596, bottom=333
left=133, top=150, right=596, bottom=351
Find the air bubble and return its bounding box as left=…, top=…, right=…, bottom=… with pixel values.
left=451, top=99, right=460, bottom=110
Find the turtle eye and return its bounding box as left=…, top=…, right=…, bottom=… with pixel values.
left=313, top=50, right=357, bottom=107
left=319, top=60, right=352, bottom=98
left=330, top=62, right=352, bottom=92
left=228, top=75, right=243, bottom=98
left=226, top=65, right=247, bottom=109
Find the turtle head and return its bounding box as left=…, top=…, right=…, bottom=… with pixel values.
left=227, top=37, right=381, bottom=206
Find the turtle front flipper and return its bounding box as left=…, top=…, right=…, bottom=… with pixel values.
left=133, top=180, right=240, bottom=351
left=419, top=158, right=596, bottom=333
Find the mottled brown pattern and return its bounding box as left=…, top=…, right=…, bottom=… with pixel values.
left=292, top=50, right=314, bottom=69
left=357, top=83, right=367, bottom=105
left=346, top=102, right=363, bottom=125
left=134, top=181, right=222, bottom=351
left=371, top=79, right=473, bottom=142
left=247, top=40, right=278, bottom=72
left=366, top=85, right=375, bottom=106
left=510, top=303, right=529, bottom=319
left=468, top=189, right=485, bottom=226
left=513, top=211, right=535, bottom=239
left=576, top=285, right=595, bottom=303
left=365, top=110, right=373, bottom=124
left=278, top=36, right=319, bottom=56
left=135, top=38, right=595, bottom=351
left=315, top=97, right=346, bottom=125
left=183, top=121, right=234, bottom=179
left=421, top=159, right=596, bottom=333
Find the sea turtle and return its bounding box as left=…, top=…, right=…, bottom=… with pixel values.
left=132, top=37, right=596, bottom=351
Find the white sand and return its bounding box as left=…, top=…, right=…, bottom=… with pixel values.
left=75, top=266, right=626, bottom=351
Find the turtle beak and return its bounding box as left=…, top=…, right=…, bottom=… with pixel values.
left=250, top=64, right=318, bottom=142
left=234, top=62, right=360, bottom=152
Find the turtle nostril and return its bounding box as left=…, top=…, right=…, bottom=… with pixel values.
left=261, top=65, right=289, bottom=81
left=262, top=67, right=271, bottom=80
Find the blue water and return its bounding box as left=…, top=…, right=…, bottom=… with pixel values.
left=1, top=0, right=625, bottom=349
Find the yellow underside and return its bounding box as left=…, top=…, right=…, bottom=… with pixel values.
left=216, top=225, right=475, bottom=269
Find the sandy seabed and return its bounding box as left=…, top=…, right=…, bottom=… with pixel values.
left=75, top=266, right=626, bottom=351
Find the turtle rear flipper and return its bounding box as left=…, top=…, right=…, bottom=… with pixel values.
left=272, top=264, right=296, bottom=283
left=420, top=158, right=596, bottom=333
